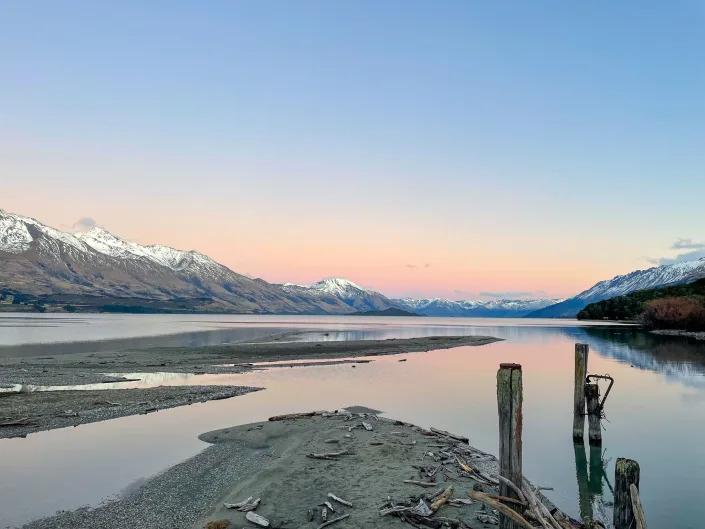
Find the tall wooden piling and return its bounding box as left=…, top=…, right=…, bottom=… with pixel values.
left=573, top=343, right=589, bottom=440
left=614, top=458, right=641, bottom=529
left=585, top=382, right=602, bottom=445
left=497, top=363, right=523, bottom=529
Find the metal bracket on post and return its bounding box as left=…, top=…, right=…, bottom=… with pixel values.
left=586, top=373, right=614, bottom=415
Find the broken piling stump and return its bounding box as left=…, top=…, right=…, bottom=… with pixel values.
left=614, top=458, right=641, bottom=529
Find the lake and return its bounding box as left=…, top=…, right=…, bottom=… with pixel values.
left=1, top=314, right=704, bottom=529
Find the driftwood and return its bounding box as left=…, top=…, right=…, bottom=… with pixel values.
left=0, top=417, right=34, bottom=427
left=327, top=492, right=352, bottom=507
left=485, top=493, right=526, bottom=507
left=404, top=480, right=438, bottom=488
left=238, top=498, right=261, bottom=512
left=245, top=511, right=269, bottom=527
left=307, top=450, right=349, bottom=460
left=321, top=501, right=334, bottom=512
left=224, top=496, right=252, bottom=509
left=629, top=484, right=647, bottom=529
left=426, top=487, right=445, bottom=501
left=466, top=491, right=533, bottom=529
left=362, top=422, right=373, bottom=431
left=521, top=482, right=561, bottom=529
left=430, top=427, right=469, bottom=444
left=324, top=439, right=340, bottom=444
left=316, top=513, right=350, bottom=529
left=268, top=411, right=316, bottom=421
left=496, top=475, right=527, bottom=504
left=95, top=400, right=122, bottom=407
left=430, top=485, right=453, bottom=512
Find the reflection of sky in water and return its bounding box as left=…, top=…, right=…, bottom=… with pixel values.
left=0, top=317, right=704, bottom=528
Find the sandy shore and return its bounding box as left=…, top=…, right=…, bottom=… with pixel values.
left=24, top=409, right=575, bottom=529
left=0, top=335, right=500, bottom=439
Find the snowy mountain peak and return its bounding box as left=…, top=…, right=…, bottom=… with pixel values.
left=311, top=277, right=367, bottom=295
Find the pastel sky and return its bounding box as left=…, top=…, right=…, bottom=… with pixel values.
left=2, top=1, right=704, bottom=300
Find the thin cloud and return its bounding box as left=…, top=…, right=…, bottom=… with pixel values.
left=405, top=264, right=417, bottom=269
left=72, top=217, right=98, bottom=231
left=650, top=238, right=705, bottom=266
left=657, top=249, right=705, bottom=266
left=672, top=238, right=705, bottom=250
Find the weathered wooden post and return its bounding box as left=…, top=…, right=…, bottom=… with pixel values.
left=614, top=458, right=642, bottom=529
left=585, top=382, right=602, bottom=445
left=573, top=343, right=589, bottom=440
left=497, top=363, right=523, bottom=529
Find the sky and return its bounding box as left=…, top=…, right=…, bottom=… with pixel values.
left=1, top=1, right=704, bottom=300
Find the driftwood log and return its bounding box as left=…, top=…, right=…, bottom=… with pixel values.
left=466, top=491, right=534, bottom=529
left=430, top=485, right=453, bottom=511
left=269, top=411, right=316, bottom=421
left=316, top=513, right=350, bottom=529
left=307, top=450, right=349, bottom=460
left=430, top=427, right=469, bottom=443
left=404, top=480, right=438, bottom=487
left=327, top=492, right=352, bottom=507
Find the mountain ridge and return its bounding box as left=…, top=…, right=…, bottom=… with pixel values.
left=527, top=258, right=705, bottom=318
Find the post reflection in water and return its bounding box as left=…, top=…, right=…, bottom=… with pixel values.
left=573, top=441, right=614, bottom=525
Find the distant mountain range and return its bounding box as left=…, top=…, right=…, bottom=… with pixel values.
left=3, top=208, right=704, bottom=317
left=528, top=259, right=705, bottom=318
left=393, top=297, right=563, bottom=317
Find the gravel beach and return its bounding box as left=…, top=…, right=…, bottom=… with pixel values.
left=23, top=410, right=572, bottom=529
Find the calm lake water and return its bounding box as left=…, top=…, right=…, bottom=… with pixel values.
left=1, top=314, right=704, bottom=529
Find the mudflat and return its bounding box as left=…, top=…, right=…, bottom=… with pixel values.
left=0, top=334, right=500, bottom=438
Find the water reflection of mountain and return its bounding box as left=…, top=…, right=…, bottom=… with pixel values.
left=570, top=327, right=705, bottom=387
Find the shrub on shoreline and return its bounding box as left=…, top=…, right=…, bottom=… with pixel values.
left=640, top=296, right=705, bottom=331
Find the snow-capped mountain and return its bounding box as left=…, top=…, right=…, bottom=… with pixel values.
left=281, top=277, right=397, bottom=312
left=528, top=259, right=705, bottom=318
left=0, top=209, right=354, bottom=314
left=393, top=297, right=563, bottom=317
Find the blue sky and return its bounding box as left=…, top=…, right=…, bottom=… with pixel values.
left=2, top=1, right=704, bottom=298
